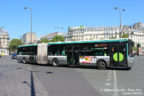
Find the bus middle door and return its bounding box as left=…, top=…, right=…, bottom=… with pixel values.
left=67, top=45, right=79, bottom=65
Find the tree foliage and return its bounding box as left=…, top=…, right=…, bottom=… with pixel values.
left=52, top=35, right=65, bottom=42
left=89, top=38, right=93, bottom=40
left=131, top=31, right=134, bottom=35
left=109, top=37, right=117, bottom=39
left=72, top=39, right=76, bottom=41
left=133, top=46, right=137, bottom=51
left=39, top=38, right=50, bottom=43
left=122, top=33, right=129, bottom=38
left=9, top=39, right=23, bottom=52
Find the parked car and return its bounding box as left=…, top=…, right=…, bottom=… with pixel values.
left=11, top=53, right=17, bottom=59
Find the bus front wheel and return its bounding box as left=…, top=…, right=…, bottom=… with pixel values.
left=97, top=60, right=106, bottom=70
left=52, top=59, right=58, bottom=67
left=22, top=58, right=26, bottom=64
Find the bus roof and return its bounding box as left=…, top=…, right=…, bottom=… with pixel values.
left=49, top=39, right=129, bottom=45
left=18, top=39, right=129, bottom=47
left=18, top=44, right=37, bottom=48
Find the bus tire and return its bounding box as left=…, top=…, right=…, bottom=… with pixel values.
left=52, top=59, right=58, bottom=67
left=22, top=58, right=26, bottom=64
left=97, top=60, right=106, bottom=70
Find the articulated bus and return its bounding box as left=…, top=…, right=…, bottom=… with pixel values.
left=17, top=39, right=134, bottom=69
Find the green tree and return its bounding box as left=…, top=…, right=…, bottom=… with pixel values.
left=89, top=38, right=93, bottom=40
left=72, top=39, right=76, bottom=41
left=131, top=31, right=134, bottom=35
left=133, top=46, right=137, bottom=51
left=39, top=38, right=50, bottom=43
left=52, top=35, right=65, bottom=42
left=9, top=39, right=23, bottom=52
left=122, top=33, right=129, bottom=38
left=109, top=37, right=117, bottom=39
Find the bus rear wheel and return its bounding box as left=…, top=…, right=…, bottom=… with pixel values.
left=97, top=60, right=106, bottom=70
left=52, top=59, right=58, bottom=67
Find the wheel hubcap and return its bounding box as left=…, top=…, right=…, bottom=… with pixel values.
left=99, top=62, right=105, bottom=68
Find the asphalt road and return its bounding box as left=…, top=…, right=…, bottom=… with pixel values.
left=31, top=56, right=144, bottom=96
left=0, top=56, right=144, bottom=96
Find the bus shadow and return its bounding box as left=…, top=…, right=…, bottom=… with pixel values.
left=64, top=65, right=97, bottom=70
left=67, top=66, right=131, bottom=71
left=108, top=67, right=131, bottom=71
left=18, top=62, right=131, bottom=71
left=31, top=63, right=100, bottom=70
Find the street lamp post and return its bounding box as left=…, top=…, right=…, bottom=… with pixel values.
left=24, top=7, right=32, bottom=44
left=114, top=7, right=125, bottom=38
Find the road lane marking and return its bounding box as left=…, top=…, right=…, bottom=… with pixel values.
left=105, top=83, right=112, bottom=86
left=106, top=78, right=112, bottom=81
left=113, top=70, right=118, bottom=96
left=107, top=72, right=112, bottom=76
left=107, top=75, right=112, bottom=78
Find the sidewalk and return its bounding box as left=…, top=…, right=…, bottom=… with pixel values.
left=0, top=56, right=30, bottom=96
left=0, top=56, right=48, bottom=96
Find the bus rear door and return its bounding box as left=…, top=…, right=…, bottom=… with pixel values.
left=110, top=44, right=128, bottom=68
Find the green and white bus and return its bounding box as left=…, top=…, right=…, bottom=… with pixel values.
left=17, top=39, right=134, bottom=69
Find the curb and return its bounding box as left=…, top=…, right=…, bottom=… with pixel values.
left=28, top=65, right=49, bottom=96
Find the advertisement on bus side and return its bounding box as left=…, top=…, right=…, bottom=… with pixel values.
left=79, top=56, right=97, bottom=63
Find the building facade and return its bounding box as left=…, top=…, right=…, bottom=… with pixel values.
left=66, top=22, right=144, bottom=55
left=0, top=28, right=9, bottom=55
left=21, top=32, right=37, bottom=44
left=66, top=26, right=120, bottom=41
left=40, top=32, right=65, bottom=41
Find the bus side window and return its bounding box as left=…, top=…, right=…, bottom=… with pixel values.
left=48, top=46, right=52, bottom=55
left=51, top=46, right=60, bottom=56
left=95, top=52, right=98, bottom=56
left=18, top=48, right=23, bottom=55
left=61, top=47, right=66, bottom=56
left=19, top=51, right=22, bottom=55
left=62, top=50, right=65, bottom=56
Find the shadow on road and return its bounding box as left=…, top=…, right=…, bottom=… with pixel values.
left=18, top=62, right=131, bottom=71
left=17, top=68, right=36, bottom=96
left=30, top=71, right=35, bottom=96
left=31, top=63, right=131, bottom=71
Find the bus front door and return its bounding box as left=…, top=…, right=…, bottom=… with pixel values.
left=110, top=44, right=128, bottom=68
left=29, top=55, right=36, bottom=63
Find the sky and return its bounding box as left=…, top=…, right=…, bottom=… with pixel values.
left=0, top=0, right=144, bottom=40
